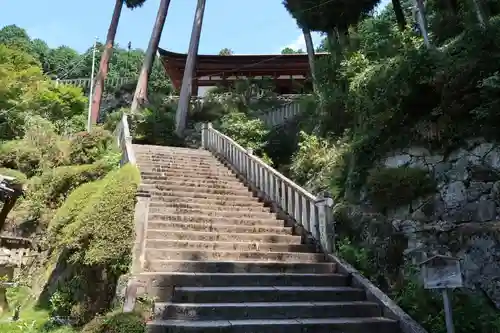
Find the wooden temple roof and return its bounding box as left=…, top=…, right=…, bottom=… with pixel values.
left=157, top=48, right=327, bottom=90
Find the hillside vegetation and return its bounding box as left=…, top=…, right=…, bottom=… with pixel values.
left=0, top=30, right=143, bottom=333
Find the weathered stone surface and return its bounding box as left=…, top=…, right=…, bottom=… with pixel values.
left=378, top=141, right=500, bottom=308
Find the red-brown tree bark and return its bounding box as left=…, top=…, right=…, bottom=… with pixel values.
left=90, top=0, right=124, bottom=124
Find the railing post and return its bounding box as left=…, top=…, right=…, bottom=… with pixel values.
left=201, top=122, right=211, bottom=149
left=246, top=148, right=254, bottom=182
left=315, top=192, right=335, bottom=253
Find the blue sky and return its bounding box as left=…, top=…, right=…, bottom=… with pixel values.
left=0, top=0, right=390, bottom=55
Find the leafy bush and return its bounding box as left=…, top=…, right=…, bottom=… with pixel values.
left=0, top=45, right=86, bottom=141
left=31, top=163, right=112, bottom=209
left=0, top=167, right=27, bottom=185
left=81, top=311, right=145, bottom=333
left=290, top=131, right=349, bottom=198
left=55, top=164, right=140, bottom=267
left=337, top=235, right=500, bottom=333
left=366, top=166, right=436, bottom=210
left=394, top=267, right=500, bottom=333
left=0, top=117, right=70, bottom=176
left=47, top=181, right=102, bottom=241
left=218, top=111, right=269, bottom=151
left=68, top=128, right=113, bottom=165
left=39, top=165, right=140, bottom=324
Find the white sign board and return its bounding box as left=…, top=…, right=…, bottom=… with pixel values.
left=423, top=261, right=463, bottom=289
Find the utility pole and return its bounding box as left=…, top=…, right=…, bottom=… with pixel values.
left=87, top=37, right=98, bottom=132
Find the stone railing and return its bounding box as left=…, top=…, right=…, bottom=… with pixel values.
left=165, top=94, right=305, bottom=128
left=201, top=123, right=429, bottom=333
left=113, top=114, right=136, bottom=166
left=201, top=123, right=335, bottom=253
left=258, top=101, right=302, bottom=128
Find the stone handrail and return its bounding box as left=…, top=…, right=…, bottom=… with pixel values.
left=201, top=123, right=429, bottom=333
left=201, top=123, right=335, bottom=253
left=113, top=114, right=136, bottom=166
left=257, top=101, right=302, bottom=128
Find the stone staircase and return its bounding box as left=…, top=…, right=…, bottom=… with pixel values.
left=129, top=144, right=403, bottom=333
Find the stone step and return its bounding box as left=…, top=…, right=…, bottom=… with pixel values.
left=136, top=157, right=223, bottom=166
left=147, top=221, right=291, bottom=235
left=139, top=165, right=234, bottom=174
left=149, top=201, right=270, bottom=213
left=147, top=317, right=399, bottom=333
left=144, top=249, right=325, bottom=263
left=141, top=172, right=239, bottom=182
left=147, top=191, right=255, bottom=202
left=169, top=286, right=363, bottom=303
left=141, top=184, right=253, bottom=197
left=133, top=145, right=211, bottom=156
left=139, top=170, right=235, bottom=180
left=153, top=301, right=381, bottom=321
left=145, top=240, right=313, bottom=253
left=147, top=214, right=281, bottom=227
left=149, top=206, right=276, bottom=220
left=141, top=178, right=245, bottom=190
left=149, top=196, right=264, bottom=208
left=135, top=272, right=348, bottom=288
left=146, top=229, right=301, bottom=244
left=139, top=164, right=231, bottom=173
left=144, top=260, right=336, bottom=275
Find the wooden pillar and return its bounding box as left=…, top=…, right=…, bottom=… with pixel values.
left=175, top=0, right=206, bottom=137
left=191, top=80, right=199, bottom=97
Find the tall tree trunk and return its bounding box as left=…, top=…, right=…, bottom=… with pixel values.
left=446, top=0, right=459, bottom=14
left=472, top=0, right=488, bottom=28
left=414, top=0, right=431, bottom=48
left=175, top=0, right=206, bottom=137
left=392, top=0, right=407, bottom=31
left=90, top=0, right=123, bottom=124
left=326, top=30, right=338, bottom=51
left=131, top=0, right=172, bottom=112
left=302, top=27, right=317, bottom=92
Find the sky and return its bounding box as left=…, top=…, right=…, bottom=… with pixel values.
left=0, top=0, right=390, bottom=55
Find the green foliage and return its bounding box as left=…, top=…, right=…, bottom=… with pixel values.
left=394, top=267, right=500, bottom=333
left=0, top=45, right=87, bottom=140
left=54, top=164, right=140, bottom=267
left=218, top=112, right=269, bottom=151
left=48, top=181, right=101, bottom=238
left=81, top=311, right=145, bottom=333
left=366, top=166, right=436, bottom=209
left=68, top=128, right=114, bottom=165
left=290, top=131, right=349, bottom=198
left=0, top=117, right=70, bottom=176
left=0, top=168, right=27, bottom=185
left=0, top=24, right=172, bottom=97
left=37, top=165, right=140, bottom=324
left=32, top=163, right=112, bottom=209
left=337, top=236, right=500, bottom=333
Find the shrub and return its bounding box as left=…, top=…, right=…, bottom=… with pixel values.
left=81, top=311, right=145, bottom=333
left=48, top=181, right=102, bottom=240
left=0, top=117, right=70, bottom=176
left=0, top=167, right=27, bottom=185
left=32, top=163, right=112, bottom=209
left=56, top=164, right=140, bottom=267
left=218, top=111, right=269, bottom=151
left=290, top=131, right=349, bottom=198
left=366, top=166, right=436, bottom=210
left=68, top=128, right=114, bottom=165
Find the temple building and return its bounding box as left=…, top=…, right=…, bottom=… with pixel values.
left=157, top=48, right=326, bottom=96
